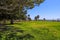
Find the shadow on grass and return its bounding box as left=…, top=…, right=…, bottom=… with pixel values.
left=0, top=25, right=34, bottom=40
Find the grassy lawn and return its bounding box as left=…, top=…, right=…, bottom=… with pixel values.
left=0, top=21, right=60, bottom=40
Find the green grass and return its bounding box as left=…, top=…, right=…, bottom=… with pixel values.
left=0, top=21, right=60, bottom=40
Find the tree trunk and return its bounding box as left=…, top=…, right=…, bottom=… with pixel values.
left=10, top=18, right=14, bottom=24
left=3, top=19, right=6, bottom=24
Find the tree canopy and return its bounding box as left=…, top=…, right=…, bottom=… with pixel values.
left=0, top=0, right=44, bottom=24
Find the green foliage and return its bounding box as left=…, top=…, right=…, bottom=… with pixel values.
left=27, top=14, right=31, bottom=21
left=34, top=15, right=40, bottom=21
left=0, top=0, right=44, bottom=20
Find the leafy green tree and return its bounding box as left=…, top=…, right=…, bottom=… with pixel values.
left=43, top=18, right=46, bottom=21
left=27, top=14, right=31, bottom=21
left=34, top=15, right=40, bottom=21
left=0, top=0, right=44, bottom=24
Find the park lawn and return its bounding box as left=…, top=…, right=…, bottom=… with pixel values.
left=0, top=21, right=60, bottom=40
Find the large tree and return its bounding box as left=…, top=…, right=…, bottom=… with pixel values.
left=0, top=0, right=44, bottom=24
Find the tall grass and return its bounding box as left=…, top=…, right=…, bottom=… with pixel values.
left=0, top=21, right=60, bottom=40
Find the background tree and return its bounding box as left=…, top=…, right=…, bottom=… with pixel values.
left=35, top=16, right=37, bottom=21
left=57, top=19, right=60, bottom=22
left=43, top=18, right=46, bottom=21
left=27, top=14, right=31, bottom=21
left=34, top=15, right=40, bottom=21
left=0, top=0, right=44, bottom=24
left=37, top=15, right=40, bottom=20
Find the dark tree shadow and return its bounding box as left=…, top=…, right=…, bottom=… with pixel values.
left=17, top=34, right=34, bottom=40
left=0, top=25, right=34, bottom=40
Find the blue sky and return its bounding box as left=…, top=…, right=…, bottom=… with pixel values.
left=27, top=0, right=60, bottom=20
